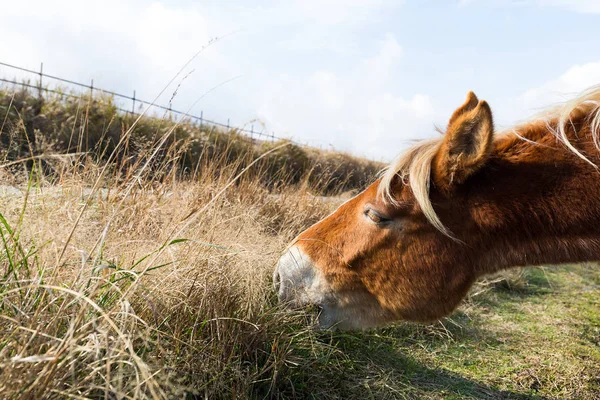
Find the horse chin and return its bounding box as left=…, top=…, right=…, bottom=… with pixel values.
left=316, top=303, right=393, bottom=330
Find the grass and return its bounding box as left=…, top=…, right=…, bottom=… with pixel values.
left=0, top=87, right=382, bottom=195
left=0, top=86, right=599, bottom=399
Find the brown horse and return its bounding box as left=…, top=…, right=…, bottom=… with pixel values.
left=273, top=86, right=600, bottom=329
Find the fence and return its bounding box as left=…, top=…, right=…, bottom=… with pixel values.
left=0, top=60, right=307, bottom=147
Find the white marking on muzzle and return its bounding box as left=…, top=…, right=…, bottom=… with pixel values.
left=274, top=246, right=331, bottom=308
left=274, top=246, right=390, bottom=330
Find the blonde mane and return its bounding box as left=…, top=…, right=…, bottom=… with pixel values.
left=378, top=85, right=600, bottom=236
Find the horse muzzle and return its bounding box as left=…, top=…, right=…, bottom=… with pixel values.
left=273, top=246, right=331, bottom=308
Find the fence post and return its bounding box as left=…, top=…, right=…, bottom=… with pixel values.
left=132, top=90, right=136, bottom=114
left=38, top=62, right=43, bottom=98
left=227, top=118, right=230, bottom=130
left=200, top=111, right=203, bottom=128
left=272, top=132, right=275, bottom=142
left=250, top=125, right=254, bottom=143
left=90, top=79, right=94, bottom=99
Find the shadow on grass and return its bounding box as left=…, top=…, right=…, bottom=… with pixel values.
left=259, top=315, right=545, bottom=400
left=488, top=267, right=555, bottom=296
left=259, top=265, right=600, bottom=398
left=354, top=340, right=546, bottom=399
left=308, top=304, right=547, bottom=400
left=230, top=307, right=556, bottom=399
left=466, top=267, right=558, bottom=314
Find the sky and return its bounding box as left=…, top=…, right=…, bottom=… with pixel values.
left=1, top=0, right=600, bottom=161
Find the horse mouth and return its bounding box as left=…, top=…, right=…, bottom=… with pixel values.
left=290, top=301, right=345, bottom=330
left=274, top=245, right=393, bottom=330
left=280, top=296, right=383, bottom=331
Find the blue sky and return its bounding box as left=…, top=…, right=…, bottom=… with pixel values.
left=1, top=0, right=600, bottom=160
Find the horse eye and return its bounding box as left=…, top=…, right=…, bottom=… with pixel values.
left=365, top=208, right=390, bottom=224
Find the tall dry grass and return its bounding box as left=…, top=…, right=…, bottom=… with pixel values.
left=0, top=87, right=374, bottom=399
left=0, top=88, right=382, bottom=195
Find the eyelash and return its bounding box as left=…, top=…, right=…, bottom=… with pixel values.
left=365, top=209, right=390, bottom=224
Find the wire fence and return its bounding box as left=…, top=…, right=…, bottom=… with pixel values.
left=0, top=60, right=307, bottom=147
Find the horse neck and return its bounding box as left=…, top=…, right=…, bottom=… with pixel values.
left=468, top=118, right=600, bottom=274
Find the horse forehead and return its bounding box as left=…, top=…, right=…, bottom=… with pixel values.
left=354, top=180, right=387, bottom=205
left=330, top=181, right=380, bottom=215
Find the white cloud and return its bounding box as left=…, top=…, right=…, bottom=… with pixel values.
left=0, top=0, right=423, bottom=160
left=488, top=61, right=600, bottom=131
left=456, top=0, right=600, bottom=13
left=274, top=0, right=396, bottom=26
left=255, top=33, right=435, bottom=160
left=362, top=33, right=403, bottom=87
left=0, top=0, right=221, bottom=94
left=518, top=61, right=600, bottom=109
left=458, top=0, right=476, bottom=7
left=535, top=0, right=600, bottom=13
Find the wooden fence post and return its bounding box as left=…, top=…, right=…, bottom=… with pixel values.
left=38, top=62, right=43, bottom=98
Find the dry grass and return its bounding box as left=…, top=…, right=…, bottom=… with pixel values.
left=0, top=86, right=355, bottom=398
left=0, top=161, right=346, bottom=398
left=0, top=131, right=359, bottom=397
left=0, top=87, right=382, bottom=195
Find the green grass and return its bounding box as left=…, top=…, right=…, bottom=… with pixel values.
left=322, top=265, right=600, bottom=399
left=262, top=265, right=600, bottom=399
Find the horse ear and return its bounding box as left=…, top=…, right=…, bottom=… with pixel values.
left=447, top=91, right=479, bottom=127
left=433, top=94, right=494, bottom=192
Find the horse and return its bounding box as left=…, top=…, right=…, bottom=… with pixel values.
left=273, top=86, right=600, bottom=329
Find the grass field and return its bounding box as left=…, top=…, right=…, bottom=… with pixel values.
left=1, top=88, right=599, bottom=399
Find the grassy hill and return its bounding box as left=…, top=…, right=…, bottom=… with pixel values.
left=0, top=87, right=599, bottom=399
left=0, top=88, right=382, bottom=194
